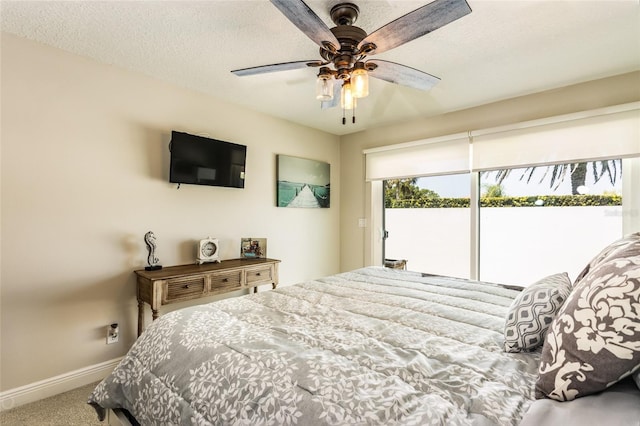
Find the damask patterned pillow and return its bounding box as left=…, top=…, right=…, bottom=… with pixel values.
left=573, top=232, right=640, bottom=286
left=535, top=254, right=640, bottom=401
left=504, top=273, right=572, bottom=353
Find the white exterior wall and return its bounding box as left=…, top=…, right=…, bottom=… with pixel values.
left=385, top=206, right=622, bottom=285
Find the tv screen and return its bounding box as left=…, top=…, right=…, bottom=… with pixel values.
left=169, top=131, right=246, bottom=188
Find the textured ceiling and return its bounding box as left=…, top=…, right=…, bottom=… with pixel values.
left=1, top=0, right=639, bottom=136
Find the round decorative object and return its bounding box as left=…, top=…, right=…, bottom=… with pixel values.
left=197, top=237, right=220, bottom=264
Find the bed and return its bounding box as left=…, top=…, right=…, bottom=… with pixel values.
left=88, top=233, right=640, bottom=425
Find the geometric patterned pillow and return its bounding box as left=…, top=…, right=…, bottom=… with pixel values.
left=503, top=272, right=572, bottom=353
left=535, top=255, right=640, bottom=401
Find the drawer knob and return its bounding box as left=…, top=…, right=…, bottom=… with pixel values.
left=183, top=284, right=190, bottom=289
left=222, top=278, right=228, bottom=282
left=256, top=272, right=261, bottom=276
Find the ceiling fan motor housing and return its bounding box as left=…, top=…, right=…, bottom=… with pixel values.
left=327, top=26, right=368, bottom=78
left=322, top=3, right=369, bottom=81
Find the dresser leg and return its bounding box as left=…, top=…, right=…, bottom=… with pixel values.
left=152, top=309, right=159, bottom=321
left=137, top=299, right=144, bottom=337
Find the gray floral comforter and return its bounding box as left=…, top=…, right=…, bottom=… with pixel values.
left=89, top=267, right=540, bottom=425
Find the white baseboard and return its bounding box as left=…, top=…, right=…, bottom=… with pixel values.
left=0, top=357, right=122, bottom=412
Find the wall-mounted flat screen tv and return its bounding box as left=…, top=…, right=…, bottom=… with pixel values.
left=169, top=131, right=246, bottom=188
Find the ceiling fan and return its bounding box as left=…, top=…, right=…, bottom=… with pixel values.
left=231, top=0, right=472, bottom=124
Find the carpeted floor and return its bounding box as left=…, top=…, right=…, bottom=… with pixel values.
left=0, top=382, right=102, bottom=425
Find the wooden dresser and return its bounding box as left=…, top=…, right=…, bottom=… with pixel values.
left=135, top=258, right=280, bottom=336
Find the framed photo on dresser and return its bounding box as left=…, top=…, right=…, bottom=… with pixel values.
left=240, top=238, right=267, bottom=259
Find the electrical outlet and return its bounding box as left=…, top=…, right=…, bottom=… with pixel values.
left=106, top=323, right=119, bottom=344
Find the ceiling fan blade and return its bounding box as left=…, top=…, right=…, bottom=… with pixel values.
left=367, top=60, right=440, bottom=91
left=231, top=60, right=323, bottom=77
left=270, top=0, right=340, bottom=51
left=359, top=0, right=472, bottom=55
left=321, top=80, right=343, bottom=110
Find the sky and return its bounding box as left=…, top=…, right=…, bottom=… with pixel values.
left=278, top=155, right=330, bottom=185
left=416, top=163, right=622, bottom=198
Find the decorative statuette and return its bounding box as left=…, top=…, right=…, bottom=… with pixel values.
left=144, top=231, right=162, bottom=271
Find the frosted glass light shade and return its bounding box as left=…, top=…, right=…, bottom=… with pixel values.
left=341, top=82, right=356, bottom=110
left=351, top=67, right=369, bottom=98
left=316, top=76, right=334, bottom=101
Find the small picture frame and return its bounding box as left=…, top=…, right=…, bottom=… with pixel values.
left=240, top=238, right=267, bottom=259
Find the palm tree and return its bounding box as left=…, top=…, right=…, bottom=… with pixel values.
left=492, top=160, right=621, bottom=195
left=385, top=178, right=418, bottom=200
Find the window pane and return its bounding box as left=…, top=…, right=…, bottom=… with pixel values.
left=384, top=174, right=471, bottom=278
left=479, top=160, right=623, bottom=285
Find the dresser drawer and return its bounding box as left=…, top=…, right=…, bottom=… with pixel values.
left=209, top=270, right=242, bottom=294
left=245, top=266, right=273, bottom=286
left=164, top=276, right=206, bottom=303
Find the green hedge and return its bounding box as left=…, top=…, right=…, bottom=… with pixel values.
left=385, top=195, right=622, bottom=208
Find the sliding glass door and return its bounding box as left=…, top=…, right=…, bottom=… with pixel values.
left=372, top=103, right=639, bottom=285
left=478, top=160, right=623, bottom=285
left=383, top=174, right=471, bottom=278
left=383, top=159, right=630, bottom=285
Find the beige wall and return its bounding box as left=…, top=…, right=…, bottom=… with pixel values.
left=339, top=71, right=640, bottom=272
left=0, top=33, right=340, bottom=392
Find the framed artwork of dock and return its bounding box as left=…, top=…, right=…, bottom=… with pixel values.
left=277, top=155, right=330, bottom=208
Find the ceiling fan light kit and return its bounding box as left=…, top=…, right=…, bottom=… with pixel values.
left=341, top=81, right=356, bottom=110
left=315, top=67, right=334, bottom=101
left=351, top=62, right=369, bottom=98
left=232, top=0, right=472, bottom=125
